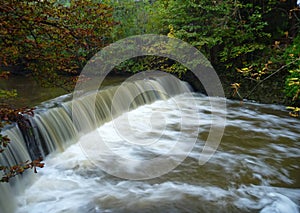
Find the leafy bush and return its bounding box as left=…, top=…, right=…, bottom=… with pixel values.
left=285, top=35, right=300, bottom=103
left=0, top=0, right=115, bottom=90
left=0, top=0, right=116, bottom=182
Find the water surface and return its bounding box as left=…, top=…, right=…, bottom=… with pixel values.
left=14, top=94, right=300, bottom=213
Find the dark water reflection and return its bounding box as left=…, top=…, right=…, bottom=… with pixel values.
left=0, top=74, right=129, bottom=108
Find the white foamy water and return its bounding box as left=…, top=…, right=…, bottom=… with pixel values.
left=15, top=94, right=300, bottom=213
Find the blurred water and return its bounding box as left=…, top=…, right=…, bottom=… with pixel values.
left=14, top=94, right=300, bottom=213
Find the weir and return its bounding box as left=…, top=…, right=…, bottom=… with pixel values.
left=1, top=73, right=299, bottom=213
left=0, top=74, right=191, bottom=213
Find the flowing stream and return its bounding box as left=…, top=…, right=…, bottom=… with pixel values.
left=0, top=75, right=299, bottom=213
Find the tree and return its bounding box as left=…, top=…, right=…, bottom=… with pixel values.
left=0, top=0, right=115, bottom=91
left=97, top=0, right=300, bottom=106
left=141, top=0, right=300, bottom=105
left=0, top=0, right=117, bottom=182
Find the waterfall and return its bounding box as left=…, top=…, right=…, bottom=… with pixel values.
left=0, top=127, right=32, bottom=213
left=0, top=74, right=191, bottom=213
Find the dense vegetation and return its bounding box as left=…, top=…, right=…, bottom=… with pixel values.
left=0, top=0, right=115, bottom=182
left=108, top=0, right=300, bottom=113
left=108, top=0, right=299, bottom=104
left=0, top=0, right=299, bottom=181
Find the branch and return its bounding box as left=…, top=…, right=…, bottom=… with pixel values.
left=245, top=57, right=300, bottom=99
left=39, top=20, right=79, bottom=40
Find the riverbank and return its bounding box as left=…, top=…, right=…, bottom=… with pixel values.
left=1, top=69, right=297, bottom=108
left=182, top=70, right=294, bottom=106
left=0, top=73, right=130, bottom=108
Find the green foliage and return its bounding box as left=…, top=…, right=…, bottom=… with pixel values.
left=102, top=0, right=158, bottom=41
left=286, top=68, right=300, bottom=100
left=0, top=0, right=115, bottom=90
left=0, top=0, right=117, bottom=182
left=0, top=72, right=17, bottom=100
left=103, top=0, right=299, bottom=108
left=108, top=0, right=294, bottom=77
left=115, top=56, right=187, bottom=78
left=0, top=0, right=299, bottom=182
left=148, top=0, right=274, bottom=69
left=284, top=35, right=300, bottom=103
left=0, top=89, right=17, bottom=99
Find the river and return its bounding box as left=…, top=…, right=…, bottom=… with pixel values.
left=0, top=75, right=299, bottom=213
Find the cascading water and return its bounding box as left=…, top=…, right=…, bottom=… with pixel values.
left=0, top=74, right=299, bottom=213
left=0, top=74, right=191, bottom=213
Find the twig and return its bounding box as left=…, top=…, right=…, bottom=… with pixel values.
left=245, top=57, right=300, bottom=99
